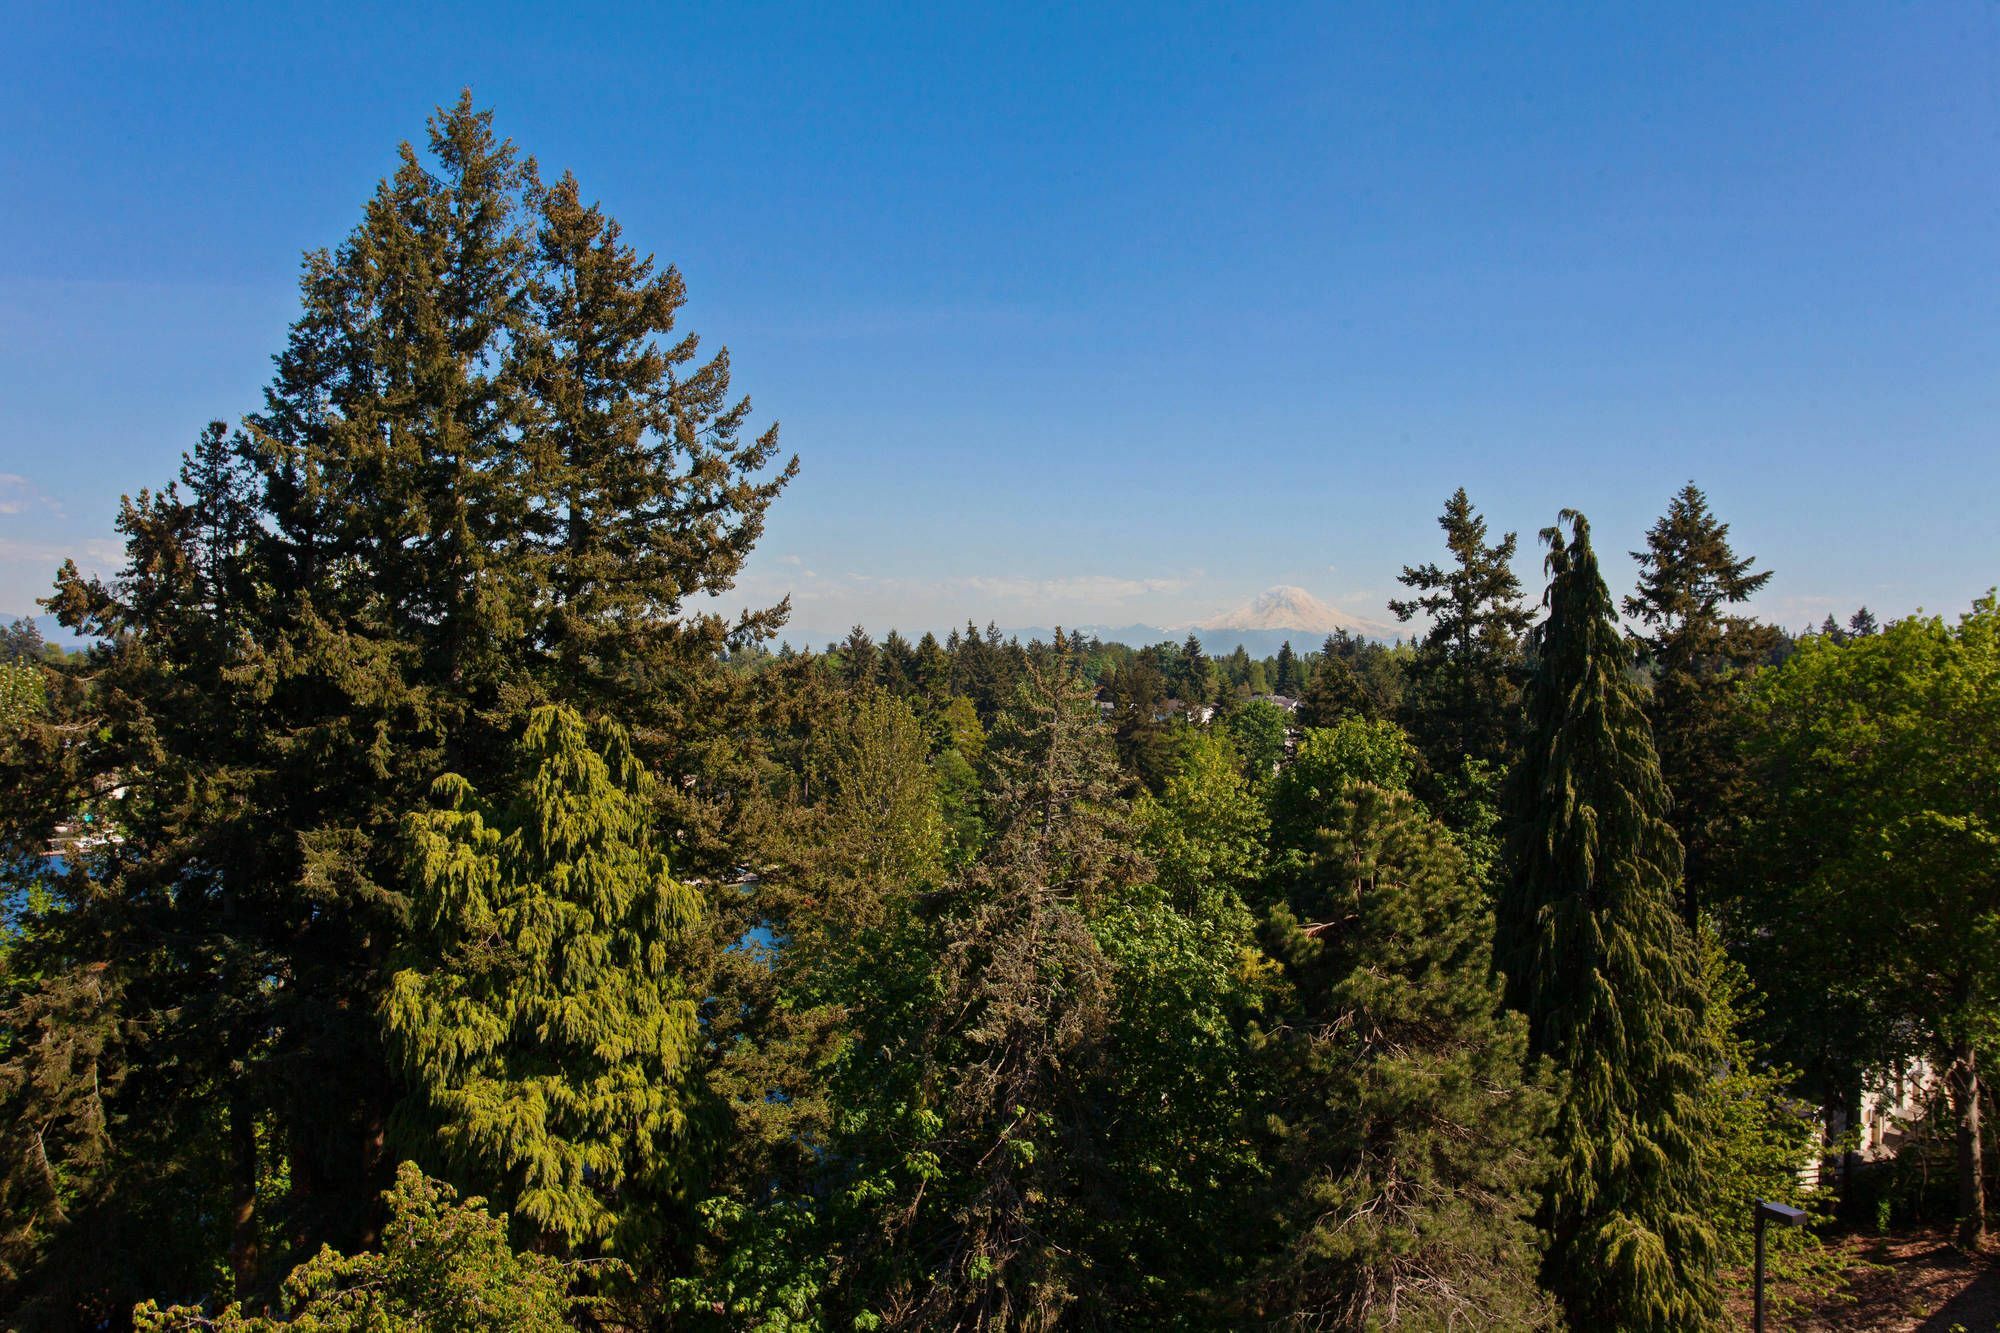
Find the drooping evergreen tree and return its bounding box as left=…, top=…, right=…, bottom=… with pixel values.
left=134, top=1164, right=586, bottom=1332
left=1624, top=483, right=1774, bottom=927
left=1390, top=488, right=1532, bottom=775
left=1254, top=782, right=1557, bottom=1329
left=385, top=705, right=703, bottom=1251
left=1497, top=511, right=1720, bottom=1331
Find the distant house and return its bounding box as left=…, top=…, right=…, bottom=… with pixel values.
left=1250, top=693, right=1301, bottom=714
left=1155, top=699, right=1216, bottom=726
left=1804, top=1057, right=1939, bottom=1194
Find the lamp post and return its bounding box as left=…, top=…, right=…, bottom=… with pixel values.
left=1753, top=1200, right=1807, bottom=1332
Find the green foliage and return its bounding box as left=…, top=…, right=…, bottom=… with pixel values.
left=1266, top=716, right=1419, bottom=860
left=0, top=662, right=45, bottom=728
left=890, top=640, right=1137, bottom=1326
left=1135, top=728, right=1267, bottom=923
left=1390, top=487, right=1533, bottom=775
left=1625, top=483, right=1777, bottom=926
left=1693, top=930, right=1841, bottom=1312
left=1736, top=595, right=2000, bottom=1243
left=133, top=1163, right=588, bottom=1331
left=1091, top=895, right=1266, bottom=1317
left=384, top=705, right=703, bottom=1250
left=1497, top=511, right=1721, bottom=1332
left=1223, top=698, right=1288, bottom=785
left=1254, top=784, right=1558, bottom=1329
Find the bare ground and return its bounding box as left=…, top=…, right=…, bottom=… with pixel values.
left=1741, top=1226, right=2000, bottom=1331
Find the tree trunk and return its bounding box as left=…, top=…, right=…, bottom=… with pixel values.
left=227, top=1093, right=261, bottom=1298
left=1951, top=1040, right=1986, bottom=1247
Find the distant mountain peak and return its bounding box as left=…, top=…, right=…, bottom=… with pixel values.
left=1193, top=585, right=1393, bottom=638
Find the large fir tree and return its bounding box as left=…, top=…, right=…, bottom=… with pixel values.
left=1623, top=483, right=1774, bottom=927
left=2, top=97, right=791, bottom=1318
left=1390, top=488, right=1532, bottom=775
left=1497, top=511, right=1720, bottom=1331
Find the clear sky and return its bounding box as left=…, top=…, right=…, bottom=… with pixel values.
left=3, top=3, right=1995, bottom=641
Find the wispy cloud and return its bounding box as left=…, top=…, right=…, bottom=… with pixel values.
left=0, top=475, right=64, bottom=518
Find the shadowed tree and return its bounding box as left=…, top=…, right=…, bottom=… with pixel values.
left=1497, top=511, right=1720, bottom=1332
left=1624, top=483, right=1775, bottom=927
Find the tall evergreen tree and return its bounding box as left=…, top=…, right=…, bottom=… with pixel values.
left=1109, top=653, right=1175, bottom=791
left=1624, top=483, right=1774, bottom=927
left=1497, top=511, right=1720, bottom=1331
left=1390, top=488, right=1532, bottom=775
left=899, top=638, right=1141, bottom=1326
left=3, top=98, right=792, bottom=1317
left=1176, top=631, right=1211, bottom=701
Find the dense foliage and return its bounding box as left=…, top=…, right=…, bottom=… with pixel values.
left=2, top=101, right=1991, bottom=1331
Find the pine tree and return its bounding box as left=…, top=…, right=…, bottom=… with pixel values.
left=1177, top=631, right=1211, bottom=701
left=385, top=705, right=703, bottom=1250
left=1390, top=488, right=1532, bottom=775
left=1256, top=783, right=1556, bottom=1329
left=1624, top=483, right=1774, bottom=927
left=1497, top=511, right=1720, bottom=1331
left=1273, top=641, right=1300, bottom=696
left=1109, top=653, right=1175, bottom=791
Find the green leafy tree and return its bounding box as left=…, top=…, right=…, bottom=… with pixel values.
left=1390, top=488, right=1532, bottom=775
left=384, top=705, right=703, bottom=1251
left=134, top=1163, right=588, bottom=1332
left=1496, top=511, right=1720, bottom=1331
left=1222, top=699, right=1288, bottom=786
left=1254, top=783, right=1557, bottom=1329
left=1135, top=728, right=1267, bottom=924
left=1265, top=717, right=1418, bottom=865
left=0, top=661, right=44, bottom=728
left=1736, top=598, right=2000, bottom=1245
left=1624, top=483, right=1775, bottom=927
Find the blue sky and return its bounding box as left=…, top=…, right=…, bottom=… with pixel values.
left=3, top=3, right=1995, bottom=641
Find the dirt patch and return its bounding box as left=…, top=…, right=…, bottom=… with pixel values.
left=1750, top=1227, right=2000, bottom=1331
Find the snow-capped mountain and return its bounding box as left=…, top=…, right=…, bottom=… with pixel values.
left=1188, top=585, right=1396, bottom=641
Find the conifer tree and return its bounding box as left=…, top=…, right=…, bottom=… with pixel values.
left=385, top=705, right=702, bottom=1251
left=1273, top=641, right=1300, bottom=696
left=5, top=98, right=794, bottom=1311
left=1256, top=783, right=1556, bottom=1329
left=903, top=637, right=1140, bottom=1325
left=1177, top=631, right=1211, bottom=701
left=1109, top=653, right=1175, bottom=791
left=1390, top=488, right=1532, bottom=775
left=1497, top=511, right=1720, bottom=1332
left=1624, top=483, right=1774, bottom=926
